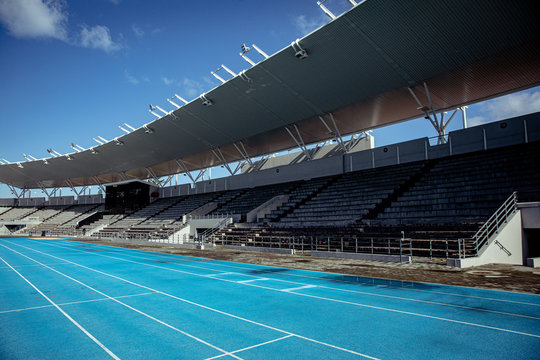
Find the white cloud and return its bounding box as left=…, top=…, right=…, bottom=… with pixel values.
left=0, top=0, right=68, bottom=40
left=131, top=24, right=144, bottom=37
left=292, top=14, right=327, bottom=36
left=161, top=76, right=175, bottom=86
left=182, top=78, right=205, bottom=98
left=124, top=70, right=139, bottom=84
left=79, top=24, right=121, bottom=52
left=469, top=89, right=540, bottom=126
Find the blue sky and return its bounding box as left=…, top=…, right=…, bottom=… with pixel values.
left=0, top=0, right=539, bottom=199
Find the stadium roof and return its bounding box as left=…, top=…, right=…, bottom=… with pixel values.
left=1, top=0, right=539, bottom=189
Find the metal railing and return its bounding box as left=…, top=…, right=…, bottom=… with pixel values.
left=457, top=192, right=518, bottom=258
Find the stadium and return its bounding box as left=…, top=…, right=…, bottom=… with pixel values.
left=1, top=0, right=540, bottom=358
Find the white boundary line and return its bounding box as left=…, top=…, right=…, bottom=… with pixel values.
left=0, top=255, right=120, bottom=360
left=0, top=244, right=243, bottom=360
left=282, top=285, right=317, bottom=292
left=204, top=335, right=294, bottom=360
left=0, top=262, right=69, bottom=269
left=6, top=240, right=379, bottom=359
left=0, top=292, right=156, bottom=314
left=31, top=239, right=540, bottom=321
left=78, top=238, right=540, bottom=307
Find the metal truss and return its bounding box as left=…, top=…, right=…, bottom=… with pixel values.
left=211, top=148, right=242, bottom=176
left=175, top=159, right=207, bottom=184
left=319, top=113, right=347, bottom=152
left=285, top=125, right=312, bottom=160
left=408, top=82, right=464, bottom=145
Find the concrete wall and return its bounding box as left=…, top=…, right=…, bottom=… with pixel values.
left=77, top=194, right=104, bottom=204
left=46, top=196, right=75, bottom=206
left=18, top=197, right=46, bottom=207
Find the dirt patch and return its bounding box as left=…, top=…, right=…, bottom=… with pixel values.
left=66, top=237, right=540, bottom=294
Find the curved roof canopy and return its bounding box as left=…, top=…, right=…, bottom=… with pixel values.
left=1, top=0, right=539, bottom=189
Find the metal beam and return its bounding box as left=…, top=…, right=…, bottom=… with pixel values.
left=175, top=159, right=197, bottom=184
left=233, top=141, right=253, bottom=165
left=285, top=125, right=312, bottom=160
left=212, top=148, right=237, bottom=176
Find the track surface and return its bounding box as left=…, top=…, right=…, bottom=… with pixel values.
left=1, top=238, right=539, bottom=359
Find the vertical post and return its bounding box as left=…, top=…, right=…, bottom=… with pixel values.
left=388, top=238, right=390, bottom=254
left=445, top=239, right=448, bottom=258
left=302, top=237, right=304, bottom=254
left=328, top=237, right=330, bottom=252
left=355, top=238, right=358, bottom=253
left=396, top=146, right=400, bottom=165
left=371, top=238, right=374, bottom=254
left=399, top=237, right=403, bottom=263
left=448, top=135, right=452, bottom=156
left=311, top=236, right=313, bottom=251
left=524, top=119, right=528, bottom=143
left=371, top=151, right=375, bottom=168
left=424, top=140, right=429, bottom=160
left=340, top=237, right=343, bottom=252
left=429, top=239, right=432, bottom=261
left=483, top=128, right=487, bottom=150
left=458, top=238, right=462, bottom=258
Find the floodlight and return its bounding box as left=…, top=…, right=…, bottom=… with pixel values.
left=241, top=43, right=251, bottom=54
left=47, top=148, right=62, bottom=157
left=17, top=162, right=23, bottom=168
left=143, top=125, right=153, bottom=134
left=291, top=39, right=308, bottom=59
left=200, top=94, right=213, bottom=106
left=66, top=154, right=73, bottom=160
left=43, top=159, right=49, bottom=165
left=317, top=0, right=336, bottom=19
left=71, top=143, right=85, bottom=152
left=114, top=138, right=124, bottom=146
left=90, top=148, right=99, bottom=155
left=23, top=154, right=38, bottom=161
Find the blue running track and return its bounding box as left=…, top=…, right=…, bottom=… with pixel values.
left=1, top=237, right=539, bottom=359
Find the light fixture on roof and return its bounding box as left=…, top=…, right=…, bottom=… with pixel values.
left=239, top=43, right=268, bottom=66
left=114, top=138, right=124, bottom=146
left=211, top=65, right=237, bottom=84
left=119, top=123, right=136, bottom=134
left=65, top=154, right=73, bottom=160
left=143, top=125, right=153, bottom=134
left=167, top=94, right=189, bottom=109
left=317, top=0, right=336, bottom=19
left=71, top=143, right=85, bottom=152
left=17, top=162, right=23, bottom=168
left=23, top=154, right=38, bottom=161
left=47, top=148, right=62, bottom=157
left=93, top=136, right=107, bottom=145
left=42, top=159, right=49, bottom=164
left=149, top=104, right=168, bottom=118
left=90, top=148, right=99, bottom=155
left=291, top=39, right=308, bottom=59
left=200, top=94, right=213, bottom=106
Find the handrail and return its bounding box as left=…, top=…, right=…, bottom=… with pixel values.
left=465, top=191, right=518, bottom=257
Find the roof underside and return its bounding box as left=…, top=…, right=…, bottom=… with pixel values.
left=2, top=0, right=539, bottom=189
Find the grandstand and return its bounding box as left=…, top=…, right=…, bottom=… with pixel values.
left=1, top=0, right=539, bottom=270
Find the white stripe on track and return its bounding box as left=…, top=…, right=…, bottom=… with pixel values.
left=8, top=240, right=379, bottom=360
left=0, top=255, right=121, bottom=360
left=50, top=239, right=540, bottom=314
left=0, top=291, right=156, bottom=314
left=32, top=239, right=540, bottom=322
left=0, top=244, right=243, bottom=360
left=204, top=335, right=294, bottom=360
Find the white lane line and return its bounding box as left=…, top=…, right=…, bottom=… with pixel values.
left=0, top=292, right=157, bottom=314
left=237, top=278, right=269, bottom=284
left=34, top=240, right=540, bottom=322
left=90, top=240, right=540, bottom=307
left=282, top=285, right=317, bottom=292
left=0, top=262, right=69, bottom=269
left=0, top=255, right=120, bottom=360
left=204, top=335, right=295, bottom=360
left=9, top=240, right=379, bottom=360
left=0, top=244, right=243, bottom=360
left=57, top=237, right=540, bottom=307
left=206, top=272, right=235, bottom=277
left=81, top=244, right=540, bottom=318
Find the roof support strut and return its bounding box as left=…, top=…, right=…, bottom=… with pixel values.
left=319, top=113, right=347, bottom=152
left=408, top=82, right=464, bottom=145
left=212, top=148, right=241, bottom=176
left=285, top=125, right=312, bottom=160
